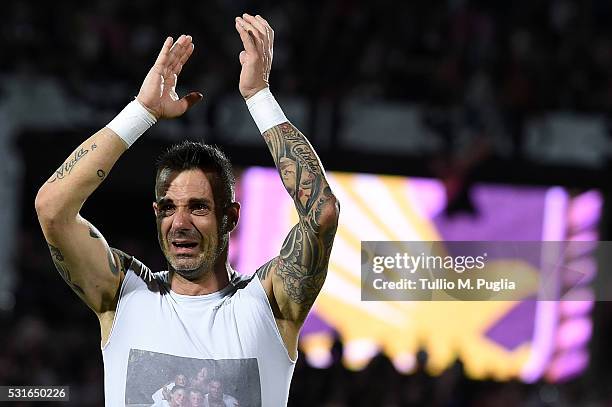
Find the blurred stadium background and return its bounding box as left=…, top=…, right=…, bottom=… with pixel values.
left=2, top=0, right=612, bottom=405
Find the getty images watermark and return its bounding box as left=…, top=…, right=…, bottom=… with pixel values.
left=361, top=241, right=609, bottom=301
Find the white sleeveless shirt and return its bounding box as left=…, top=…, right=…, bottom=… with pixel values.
left=101, top=258, right=296, bottom=406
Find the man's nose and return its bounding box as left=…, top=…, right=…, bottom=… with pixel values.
left=171, top=207, right=192, bottom=230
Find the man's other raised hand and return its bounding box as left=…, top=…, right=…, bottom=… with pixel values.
left=137, top=35, right=203, bottom=119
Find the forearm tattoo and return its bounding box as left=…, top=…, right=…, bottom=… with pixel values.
left=47, top=141, right=105, bottom=183
left=259, top=123, right=338, bottom=318
left=47, top=147, right=89, bottom=183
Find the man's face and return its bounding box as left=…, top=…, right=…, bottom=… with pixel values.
left=279, top=157, right=296, bottom=195
left=170, top=388, right=186, bottom=407
left=208, top=380, right=222, bottom=400
left=154, top=169, right=225, bottom=279
left=190, top=390, right=203, bottom=406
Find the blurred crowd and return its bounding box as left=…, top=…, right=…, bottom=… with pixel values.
left=3, top=0, right=612, bottom=164
left=4, top=0, right=612, bottom=111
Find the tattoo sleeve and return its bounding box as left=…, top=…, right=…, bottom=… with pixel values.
left=259, top=122, right=339, bottom=320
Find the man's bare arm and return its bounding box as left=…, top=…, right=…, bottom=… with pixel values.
left=257, top=123, right=339, bottom=323
left=36, top=129, right=130, bottom=313
left=35, top=35, right=201, bottom=317
left=235, top=14, right=340, bottom=329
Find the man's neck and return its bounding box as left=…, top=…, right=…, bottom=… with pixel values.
left=169, top=262, right=232, bottom=295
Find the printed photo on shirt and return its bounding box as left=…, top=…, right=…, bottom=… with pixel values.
left=125, top=348, right=261, bottom=406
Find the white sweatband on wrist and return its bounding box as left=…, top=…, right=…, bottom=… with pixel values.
left=246, top=88, right=288, bottom=134
left=106, top=99, right=157, bottom=148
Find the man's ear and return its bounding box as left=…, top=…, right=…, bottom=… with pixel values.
left=152, top=202, right=159, bottom=217
left=226, top=202, right=241, bottom=232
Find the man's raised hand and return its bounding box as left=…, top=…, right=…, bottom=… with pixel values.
left=137, top=35, right=203, bottom=119
left=235, top=14, right=274, bottom=100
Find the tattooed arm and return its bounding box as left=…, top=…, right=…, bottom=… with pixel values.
left=236, top=14, right=340, bottom=357
left=34, top=36, right=200, bottom=328
left=36, top=128, right=130, bottom=315
left=257, top=123, right=339, bottom=319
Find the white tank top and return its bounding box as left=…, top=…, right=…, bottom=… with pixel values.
left=101, top=257, right=296, bottom=406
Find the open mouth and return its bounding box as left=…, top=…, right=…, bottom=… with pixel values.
left=172, top=242, right=198, bottom=248
left=171, top=241, right=199, bottom=253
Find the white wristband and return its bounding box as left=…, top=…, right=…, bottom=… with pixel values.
left=246, top=88, right=287, bottom=134
left=106, top=99, right=157, bottom=148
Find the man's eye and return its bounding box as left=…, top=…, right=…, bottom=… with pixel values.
left=192, top=204, right=209, bottom=214
left=159, top=206, right=175, bottom=215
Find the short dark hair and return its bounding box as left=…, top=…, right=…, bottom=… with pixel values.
left=155, top=141, right=235, bottom=209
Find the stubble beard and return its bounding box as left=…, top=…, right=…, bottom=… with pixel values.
left=167, top=238, right=218, bottom=281
left=163, top=230, right=230, bottom=282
